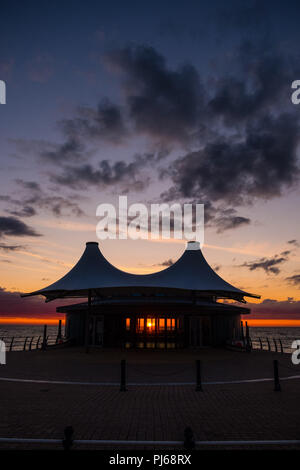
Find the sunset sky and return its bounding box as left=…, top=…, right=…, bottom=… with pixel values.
left=0, top=0, right=300, bottom=325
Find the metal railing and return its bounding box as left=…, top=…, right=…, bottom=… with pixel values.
left=250, top=336, right=295, bottom=354
left=0, top=335, right=66, bottom=352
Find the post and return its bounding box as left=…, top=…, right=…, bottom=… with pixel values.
left=195, top=359, right=202, bottom=391
left=85, top=289, right=91, bottom=354
left=273, top=338, right=278, bottom=353
left=245, top=321, right=251, bottom=352
left=279, top=338, right=284, bottom=354
left=36, top=336, right=41, bottom=349
left=23, top=337, right=28, bottom=351
left=62, top=426, right=74, bottom=451
left=29, top=336, right=34, bottom=351
left=240, top=321, right=244, bottom=343
left=9, top=337, right=14, bottom=352
left=183, top=427, right=195, bottom=450
left=42, top=325, right=47, bottom=351
left=267, top=337, right=271, bottom=351
left=57, top=319, right=62, bottom=342
left=273, top=359, right=281, bottom=391
left=120, top=359, right=127, bottom=391
left=259, top=337, right=263, bottom=350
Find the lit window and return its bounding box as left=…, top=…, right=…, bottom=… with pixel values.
left=159, top=318, right=165, bottom=331
left=126, top=318, right=131, bottom=331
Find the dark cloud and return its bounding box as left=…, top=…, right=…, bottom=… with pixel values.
left=288, top=239, right=300, bottom=248
left=40, top=137, right=85, bottom=163
left=1, top=180, right=85, bottom=218
left=159, top=258, right=174, bottom=267
left=0, top=286, right=73, bottom=318
left=0, top=216, right=41, bottom=238
left=51, top=154, right=153, bottom=191
left=241, top=252, right=290, bottom=275
left=8, top=206, right=36, bottom=217
left=286, top=274, right=300, bottom=286
left=105, top=45, right=203, bottom=144
left=0, top=244, right=25, bottom=251
left=60, top=99, right=128, bottom=145
left=247, top=298, right=300, bottom=319
left=163, top=113, right=300, bottom=206
left=212, top=211, right=250, bottom=233
left=208, top=43, right=296, bottom=124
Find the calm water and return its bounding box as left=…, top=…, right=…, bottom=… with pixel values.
left=249, top=327, right=300, bottom=353
left=0, top=324, right=64, bottom=338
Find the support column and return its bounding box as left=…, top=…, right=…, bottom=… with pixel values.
left=164, top=315, right=168, bottom=349
left=144, top=315, right=147, bottom=349
left=85, top=289, right=91, bottom=353
left=132, top=315, right=136, bottom=349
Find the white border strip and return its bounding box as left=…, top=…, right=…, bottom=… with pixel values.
left=0, top=375, right=300, bottom=386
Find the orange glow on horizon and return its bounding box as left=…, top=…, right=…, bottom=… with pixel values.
left=0, top=317, right=65, bottom=325
left=243, top=318, right=300, bottom=327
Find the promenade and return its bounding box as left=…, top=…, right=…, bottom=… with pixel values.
left=0, top=348, right=299, bottom=449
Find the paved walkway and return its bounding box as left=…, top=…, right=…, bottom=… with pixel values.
left=0, top=348, right=299, bottom=449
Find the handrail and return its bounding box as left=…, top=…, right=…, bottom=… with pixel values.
left=250, top=336, right=296, bottom=354
left=0, top=335, right=66, bottom=351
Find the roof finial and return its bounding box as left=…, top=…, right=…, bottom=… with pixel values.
left=186, top=241, right=200, bottom=251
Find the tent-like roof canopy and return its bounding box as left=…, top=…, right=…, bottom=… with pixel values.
left=22, top=241, right=259, bottom=302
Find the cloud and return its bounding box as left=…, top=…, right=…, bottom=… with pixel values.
left=0, top=286, right=75, bottom=319
left=60, top=99, right=128, bottom=145
left=208, top=44, right=296, bottom=124
left=163, top=113, right=300, bottom=206
left=241, top=252, right=290, bottom=275
left=247, top=298, right=300, bottom=319
left=104, top=45, right=203, bottom=144
left=288, top=239, right=300, bottom=248
left=51, top=153, right=153, bottom=191
left=286, top=274, right=300, bottom=286
left=0, top=216, right=41, bottom=238
left=8, top=206, right=37, bottom=218
left=0, top=244, right=25, bottom=251
left=159, top=258, right=174, bottom=267
left=1, top=180, right=85, bottom=218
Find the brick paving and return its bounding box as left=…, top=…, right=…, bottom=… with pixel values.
left=0, top=348, right=300, bottom=449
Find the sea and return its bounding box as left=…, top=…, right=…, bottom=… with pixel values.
left=0, top=324, right=299, bottom=353
left=0, top=324, right=65, bottom=351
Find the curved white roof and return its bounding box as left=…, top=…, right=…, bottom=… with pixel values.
left=22, top=241, right=259, bottom=301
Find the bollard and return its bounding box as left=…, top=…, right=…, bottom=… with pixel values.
left=195, top=359, right=202, bottom=391
left=42, top=325, right=47, bottom=351
left=120, top=359, right=127, bottom=391
left=62, top=426, right=74, bottom=451
left=183, top=427, right=195, bottom=450
left=273, top=359, right=281, bottom=392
